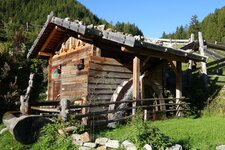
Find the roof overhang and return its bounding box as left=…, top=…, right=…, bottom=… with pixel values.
left=27, top=13, right=207, bottom=63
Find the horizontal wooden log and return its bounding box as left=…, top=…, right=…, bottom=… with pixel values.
left=89, top=63, right=131, bottom=73
left=74, top=104, right=188, bottom=119
left=88, top=83, right=118, bottom=90
left=60, top=96, right=85, bottom=101
left=89, top=70, right=132, bottom=79
left=61, top=74, right=88, bottom=83
left=88, top=89, right=114, bottom=94
left=52, top=46, right=92, bottom=66
left=69, top=98, right=189, bottom=109
left=31, top=106, right=60, bottom=113
left=206, top=42, right=225, bottom=51
left=62, top=83, right=87, bottom=91
left=62, top=85, right=87, bottom=91
left=61, top=90, right=88, bottom=96
left=88, top=95, right=112, bottom=101
left=90, top=56, right=124, bottom=66
left=88, top=77, right=127, bottom=85
left=61, top=68, right=89, bottom=75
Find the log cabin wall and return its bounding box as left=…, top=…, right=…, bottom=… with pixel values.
left=87, top=56, right=132, bottom=112
left=47, top=36, right=133, bottom=109
left=48, top=39, right=94, bottom=105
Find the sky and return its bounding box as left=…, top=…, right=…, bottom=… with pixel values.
left=77, top=0, right=225, bottom=38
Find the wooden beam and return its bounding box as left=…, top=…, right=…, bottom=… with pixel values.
left=38, top=52, right=53, bottom=57
left=187, top=33, right=194, bottom=88
left=48, top=57, right=53, bottom=100
left=198, top=32, right=208, bottom=90
left=122, top=43, right=207, bottom=63
left=175, top=61, right=182, bottom=116
left=40, top=26, right=60, bottom=52
left=206, top=42, right=225, bottom=51
left=122, top=46, right=189, bottom=63
left=133, top=57, right=140, bottom=115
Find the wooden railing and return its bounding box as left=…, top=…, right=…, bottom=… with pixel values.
left=30, top=97, right=190, bottom=126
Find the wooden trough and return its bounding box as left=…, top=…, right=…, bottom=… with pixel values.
left=2, top=112, right=51, bottom=144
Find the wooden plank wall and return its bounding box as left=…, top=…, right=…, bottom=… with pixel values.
left=88, top=56, right=132, bottom=109
left=48, top=44, right=93, bottom=105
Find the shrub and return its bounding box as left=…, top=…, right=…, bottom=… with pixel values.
left=128, top=111, right=174, bottom=149
left=32, top=116, right=84, bottom=150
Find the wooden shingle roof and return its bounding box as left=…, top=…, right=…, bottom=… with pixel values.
left=27, top=12, right=207, bottom=63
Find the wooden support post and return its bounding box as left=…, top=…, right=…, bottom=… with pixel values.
left=82, top=97, right=88, bottom=125
left=60, top=98, right=70, bottom=121
left=133, top=57, right=140, bottom=115
left=198, top=32, right=208, bottom=90
left=176, top=61, right=182, bottom=116
left=187, top=33, right=194, bottom=88
left=144, top=109, right=147, bottom=121
left=48, top=57, right=53, bottom=100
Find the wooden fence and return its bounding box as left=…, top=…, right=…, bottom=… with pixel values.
left=30, top=97, right=189, bottom=126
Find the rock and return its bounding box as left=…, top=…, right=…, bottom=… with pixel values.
left=80, top=132, right=90, bottom=142
left=105, top=139, right=120, bottom=149
left=122, top=140, right=136, bottom=150
left=79, top=146, right=91, bottom=150
left=71, top=134, right=81, bottom=141
left=144, top=144, right=153, bottom=150
left=95, top=137, right=109, bottom=145
left=72, top=140, right=83, bottom=146
left=216, top=145, right=225, bottom=150
left=96, top=146, right=107, bottom=150
left=166, top=144, right=182, bottom=150
left=83, top=142, right=97, bottom=148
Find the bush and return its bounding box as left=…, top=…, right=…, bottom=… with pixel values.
left=128, top=111, right=174, bottom=149
left=32, top=116, right=84, bottom=150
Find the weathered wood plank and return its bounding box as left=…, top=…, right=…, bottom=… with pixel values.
left=88, top=89, right=114, bottom=94
left=40, top=26, right=59, bottom=53
left=62, top=83, right=87, bottom=89
left=198, top=32, right=208, bottom=90
left=90, top=56, right=124, bottom=66
left=48, top=57, right=53, bottom=100
left=88, top=77, right=127, bottom=85
left=61, top=74, right=88, bottom=83
left=175, top=61, right=182, bottom=117
left=133, top=57, right=140, bottom=115
left=88, top=84, right=118, bottom=89
left=89, top=70, right=132, bottom=79
left=61, top=91, right=87, bottom=96
left=89, top=63, right=131, bottom=73
left=61, top=86, right=87, bottom=92
left=52, top=46, right=92, bottom=66
left=88, top=94, right=112, bottom=101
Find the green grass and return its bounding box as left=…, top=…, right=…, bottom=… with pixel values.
left=0, top=124, right=30, bottom=150
left=153, top=117, right=225, bottom=150
left=97, top=116, right=225, bottom=150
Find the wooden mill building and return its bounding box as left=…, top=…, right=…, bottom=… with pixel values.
left=27, top=13, right=207, bottom=119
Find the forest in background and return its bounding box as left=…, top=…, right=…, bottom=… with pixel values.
left=161, top=6, right=225, bottom=42
left=0, top=0, right=224, bottom=119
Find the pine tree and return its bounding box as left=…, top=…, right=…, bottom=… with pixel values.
left=189, top=15, right=201, bottom=36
